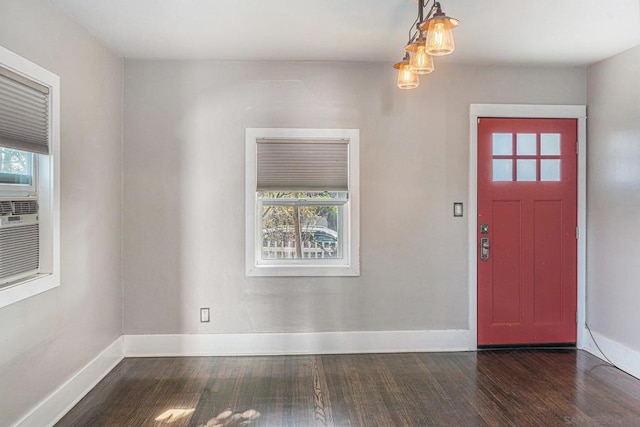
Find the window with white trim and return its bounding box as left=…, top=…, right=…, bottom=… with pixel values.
left=245, top=128, right=359, bottom=277
left=0, top=45, right=60, bottom=308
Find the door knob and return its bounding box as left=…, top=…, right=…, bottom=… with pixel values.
left=480, top=237, right=490, bottom=261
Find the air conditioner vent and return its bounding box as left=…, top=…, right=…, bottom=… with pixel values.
left=0, top=222, right=39, bottom=283
left=0, top=201, right=11, bottom=215
left=12, top=200, right=38, bottom=215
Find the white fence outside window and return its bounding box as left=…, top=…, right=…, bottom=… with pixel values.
left=262, top=240, right=337, bottom=259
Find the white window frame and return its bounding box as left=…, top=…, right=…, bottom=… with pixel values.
left=245, top=128, right=360, bottom=277
left=0, top=45, right=60, bottom=308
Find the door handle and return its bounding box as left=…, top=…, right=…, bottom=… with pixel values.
left=480, top=237, right=490, bottom=261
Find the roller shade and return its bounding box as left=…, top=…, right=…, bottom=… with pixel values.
left=0, top=66, right=50, bottom=155
left=257, top=139, right=349, bottom=191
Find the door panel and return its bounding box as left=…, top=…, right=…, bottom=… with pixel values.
left=533, top=200, right=562, bottom=325
left=492, top=201, right=522, bottom=325
left=478, top=118, right=577, bottom=346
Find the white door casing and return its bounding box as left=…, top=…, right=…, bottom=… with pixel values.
left=468, top=104, right=587, bottom=350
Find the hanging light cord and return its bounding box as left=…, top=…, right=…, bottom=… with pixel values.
left=407, top=0, right=439, bottom=45
left=407, top=15, right=419, bottom=44
left=585, top=323, right=616, bottom=366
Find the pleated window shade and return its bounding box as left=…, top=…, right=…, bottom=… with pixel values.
left=0, top=66, right=50, bottom=155
left=256, top=139, right=349, bottom=191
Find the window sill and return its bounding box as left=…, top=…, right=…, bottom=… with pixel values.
left=0, top=273, right=59, bottom=308
left=246, top=264, right=360, bottom=277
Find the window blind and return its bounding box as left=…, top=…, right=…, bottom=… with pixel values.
left=0, top=66, right=50, bottom=155
left=256, top=139, right=349, bottom=191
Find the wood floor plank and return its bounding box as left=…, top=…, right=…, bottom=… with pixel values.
left=56, top=350, right=640, bottom=426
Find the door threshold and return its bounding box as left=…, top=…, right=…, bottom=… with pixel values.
left=478, top=343, right=576, bottom=351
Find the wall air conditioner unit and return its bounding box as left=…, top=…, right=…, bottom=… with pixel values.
left=0, top=200, right=39, bottom=287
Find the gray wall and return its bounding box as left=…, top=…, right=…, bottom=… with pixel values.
left=0, top=1, right=123, bottom=425
left=123, top=60, right=586, bottom=334
left=587, top=45, right=640, bottom=352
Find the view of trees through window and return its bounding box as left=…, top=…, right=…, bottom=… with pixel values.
left=260, top=192, right=344, bottom=260
left=0, top=147, right=32, bottom=185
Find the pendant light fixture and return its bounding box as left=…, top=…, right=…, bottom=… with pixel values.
left=394, top=53, right=420, bottom=89
left=405, top=32, right=434, bottom=75
left=420, top=5, right=459, bottom=56
left=395, top=0, right=459, bottom=89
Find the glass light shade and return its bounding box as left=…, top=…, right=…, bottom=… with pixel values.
left=422, top=15, right=458, bottom=56
left=395, top=60, right=419, bottom=89
left=408, top=45, right=434, bottom=74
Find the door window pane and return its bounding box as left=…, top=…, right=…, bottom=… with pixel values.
left=493, top=159, right=512, bottom=181
left=541, top=133, right=561, bottom=155
left=541, top=159, right=561, bottom=181
left=517, top=159, right=537, bottom=181
left=492, top=134, right=512, bottom=155
left=516, top=134, right=537, bottom=155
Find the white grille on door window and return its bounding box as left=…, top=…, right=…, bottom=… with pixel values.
left=491, top=133, right=562, bottom=182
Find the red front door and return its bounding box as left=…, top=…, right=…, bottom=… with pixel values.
left=477, top=118, right=577, bottom=346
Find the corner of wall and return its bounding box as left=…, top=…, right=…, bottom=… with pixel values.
left=16, top=337, right=124, bottom=427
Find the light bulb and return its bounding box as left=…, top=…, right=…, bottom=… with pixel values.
left=409, top=45, right=434, bottom=74
left=434, top=23, right=445, bottom=45
left=396, top=61, right=419, bottom=89
left=426, top=16, right=457, bottom=56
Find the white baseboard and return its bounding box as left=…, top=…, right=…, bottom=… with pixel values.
left=13, top=330, right=467, bottom=425
left=19, top=329, right=639, bottom=427
left=16, top=336, right=124, bottom=427
left=124, top=330, right=470, bottom=357
left=583, top=328, right=640, bottom=380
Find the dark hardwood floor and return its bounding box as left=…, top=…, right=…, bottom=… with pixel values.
left=57, top=350, right=640, bottom=426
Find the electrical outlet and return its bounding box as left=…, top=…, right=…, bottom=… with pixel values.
left=200, top=308, right=210, bottom=323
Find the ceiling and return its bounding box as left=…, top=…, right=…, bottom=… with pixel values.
left=51, top=0, right=640, bottom=66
